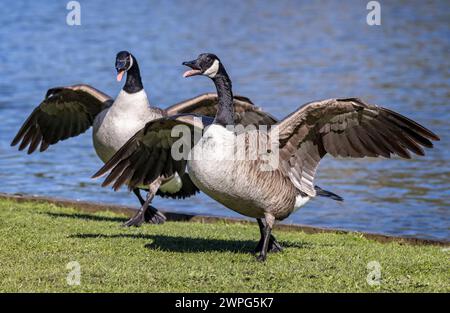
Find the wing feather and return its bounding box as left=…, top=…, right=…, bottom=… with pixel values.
left=275, top=98, right=439, bottom=197
left=165, top=93, right=277, bottom=127
left=11, top=84, right=111, bottom=153
left=93, top=114, right=212, bottom=192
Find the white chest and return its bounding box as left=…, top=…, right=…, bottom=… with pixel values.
left=187, top=125, right=238, bottom=197
left=187, top=125, right=268, bottom=218
left=190, top=124, right=235, bottom=162
left=92, top=89, right=158, bottom=163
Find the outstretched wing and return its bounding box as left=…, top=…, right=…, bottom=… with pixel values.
left=275, top=98, right=440, bottom=197
left=165, top=93, right=277, bottom=126
left=92, top=114, right=213, bottom=191
left=11, top=84, right=112, bottom=154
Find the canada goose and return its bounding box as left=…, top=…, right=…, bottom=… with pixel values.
left=93, top=53, right=439, bottom=261
left=11, top=51, right=277, bottom=227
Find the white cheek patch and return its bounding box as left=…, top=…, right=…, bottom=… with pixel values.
left=127, top=56, right=134, bottom=70
left=203, top=59, right=219, bottom=78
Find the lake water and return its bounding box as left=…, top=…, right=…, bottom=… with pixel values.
left=0, top=0, right=448, bottom=240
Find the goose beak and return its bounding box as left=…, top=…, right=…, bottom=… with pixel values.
left=182, top=60, right=202, bottom=78
left=115, top=59, right=127, bottom=81
left=116, top=70, right=125, bottom=82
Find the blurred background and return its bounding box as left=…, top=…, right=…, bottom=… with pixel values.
left=0, top=0, right=448, bottom=240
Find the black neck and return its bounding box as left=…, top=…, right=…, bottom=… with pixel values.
left=123, top=57, right=143, bottom=94
left=212, top=67, right=234, bottom=126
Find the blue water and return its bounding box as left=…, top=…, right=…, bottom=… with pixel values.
left=0, top=0, right=448, bottom=240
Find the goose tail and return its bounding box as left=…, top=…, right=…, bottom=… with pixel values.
left=314, top=186, right=343, bottom=202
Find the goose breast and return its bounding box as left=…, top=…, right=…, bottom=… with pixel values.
left=188, top=124, right=298, bottom=219
left=93, top=89, right=159, bottom=163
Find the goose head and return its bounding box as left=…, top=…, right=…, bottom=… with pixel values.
left=115, top=51, right=134, bottom=82
left=183, top=53, right=234, bottom=126
left=182, top=53, right=224, bottom=79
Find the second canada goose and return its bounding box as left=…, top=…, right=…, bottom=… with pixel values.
left=94, top=53, right=439, bottom=261
left=11, top=51, right=277, bottom=227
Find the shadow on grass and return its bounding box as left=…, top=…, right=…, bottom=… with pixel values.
left=44, top=212, right=127, bottom=223
left=69, top=233, right=311, bottom=254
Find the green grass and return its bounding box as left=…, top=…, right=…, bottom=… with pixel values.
left=0, top=199, right=448, bottom=292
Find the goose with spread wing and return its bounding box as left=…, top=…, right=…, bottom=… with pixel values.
left=11, top=51, right=277, bottom=227
left=93, top=53, right=439, bottom=261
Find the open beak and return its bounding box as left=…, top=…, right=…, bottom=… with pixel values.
left=116, top=70, right=125, bottom=82
left=182, top=60, right=202, bottom=78
left=115, top=59, right=127, bottom=82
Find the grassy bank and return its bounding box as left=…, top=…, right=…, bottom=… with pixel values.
left=0, top=199, right=448, bottom=292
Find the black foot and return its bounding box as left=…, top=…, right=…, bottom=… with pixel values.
left=256, top=253, right=267, bottom=262
left=268, top=237, right=283, bottom=253
left=254, top=235, right=283, bottom=254
left=144, top=206, right=167, bottom=224
left=123, top=210, right=145, bottom=227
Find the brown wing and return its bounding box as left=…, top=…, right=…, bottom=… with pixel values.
left=11, top=84, right=112, bottom=154
left=274, top=98, right=440, bottom=197
left=165, top=93, right=277, bottom=126
left=92, top=114, right=213, bottom=192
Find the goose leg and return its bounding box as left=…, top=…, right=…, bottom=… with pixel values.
left=256, top=214, right=276, bottom=262
left=123, top=179, right=166, bottom=227
left=132, top=188, right=166, bottom=224
left=255, top=218, right=283, bottom=253
left=133, top=188, right=146, bottom=206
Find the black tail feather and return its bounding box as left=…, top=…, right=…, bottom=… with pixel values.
left=314, top=186, right=343, bottom=202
